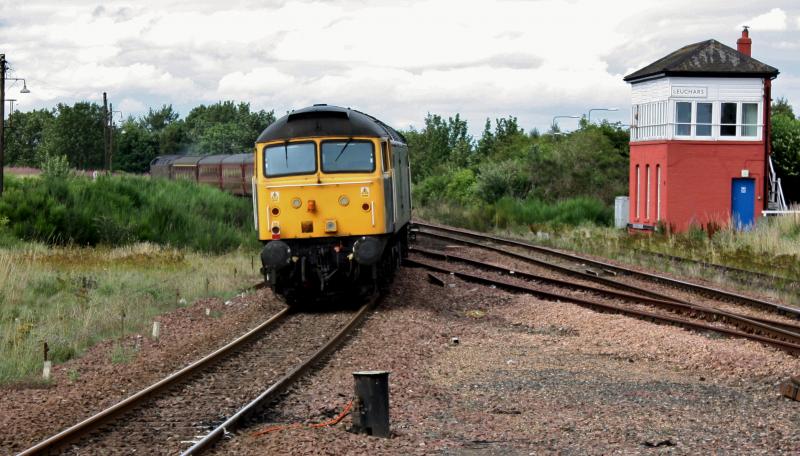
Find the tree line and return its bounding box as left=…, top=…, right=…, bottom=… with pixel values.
left=3, top=98, right=798, bottom=203
left=4, top=101, right=275, bottom=173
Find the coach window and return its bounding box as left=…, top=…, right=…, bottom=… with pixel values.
left=321, top=140, right=375, bottom=173
left=263, top=142, right=316, bottom=177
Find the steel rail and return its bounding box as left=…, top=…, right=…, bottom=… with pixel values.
left=404, top=257, right=800, bottom=356
left=413, top=221, right=800, bottom=318
left=416, top=229, right=676, bottom=303
left=411, top=246, right=800, bottom=340
left=181, top=295, right=378, bottom=455
left=18, top=308, right=291, bottom=456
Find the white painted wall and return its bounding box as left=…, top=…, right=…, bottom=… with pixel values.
left=630, top=76, right=764, bottom=142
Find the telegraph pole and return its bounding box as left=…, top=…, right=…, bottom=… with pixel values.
left=109, top=102, right=114, bottom=172
left=102, top=92, right=109, bottom=171
left=1, top=54, right=6, bottom=197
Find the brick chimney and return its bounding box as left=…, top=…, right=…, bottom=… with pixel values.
left=737, top=26, right=752, bottom=57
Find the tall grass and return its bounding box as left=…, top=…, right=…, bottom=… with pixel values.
left=0, top=243, right=261, bottom=384
left=414, top=196, right=612, bottom=232
left=0, top=175, right=257, bottom=253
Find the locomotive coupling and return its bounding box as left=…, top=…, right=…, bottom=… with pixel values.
left=261, top=241, right=292, bottom=268
left=352, top=237, right=385, bottom=265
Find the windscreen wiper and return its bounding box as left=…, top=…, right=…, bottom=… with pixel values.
left=334, top=138, right=353, bottom=162
left=284, top=141, right=289, bottom=165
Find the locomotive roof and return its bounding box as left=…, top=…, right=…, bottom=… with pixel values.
left=256, top=105, right=406, bottom=144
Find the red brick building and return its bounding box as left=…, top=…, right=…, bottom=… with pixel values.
left=624, top=29, right=779, bottom=232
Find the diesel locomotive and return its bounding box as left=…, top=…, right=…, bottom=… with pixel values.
left=253, top=105, right=412, bottom=303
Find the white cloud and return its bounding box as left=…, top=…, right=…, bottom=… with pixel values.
left=741, top=8, right=787, bottom=31
left=2, top=0, right=800, bottom=133
left=118, top=98, right=146, bottom=114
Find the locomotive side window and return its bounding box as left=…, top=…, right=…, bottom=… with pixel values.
left=381, top=142, right=391, bottom=172
left=321, top=140, right=375, bottom=173
left=264, top=142, right=317, bottom=177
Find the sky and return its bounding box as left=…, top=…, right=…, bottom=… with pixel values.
left=2, top=0, right=800, bottom=136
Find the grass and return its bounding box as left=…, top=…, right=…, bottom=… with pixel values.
left=0, top=242, right=261, bottom=384
left=414, top=196, right=612, bottom=232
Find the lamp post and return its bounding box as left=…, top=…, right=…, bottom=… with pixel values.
left=587, top=107, right=619, bottom=124
left=1, top=53, right=31, bottom=196
left=551, top=115, right=580, bottom=132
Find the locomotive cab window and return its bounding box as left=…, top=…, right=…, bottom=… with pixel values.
left=264, top=142, right=317, bottom=177
left=321, top=140, right=375, bottom=173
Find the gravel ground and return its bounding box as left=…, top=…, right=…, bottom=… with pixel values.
left=0, top=288, right=284, bottom=454
left=213, top=266, right=800, bottom=455
left=4, top=245, right=800, bottom=455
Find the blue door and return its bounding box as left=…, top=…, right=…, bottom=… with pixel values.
left=731, top=178, right=755, bottom=230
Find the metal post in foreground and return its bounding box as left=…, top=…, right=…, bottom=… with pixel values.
left=351, top=370, right=390, bottom=437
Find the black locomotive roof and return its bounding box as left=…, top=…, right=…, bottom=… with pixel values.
left=256, top=105, right=406, bottom=144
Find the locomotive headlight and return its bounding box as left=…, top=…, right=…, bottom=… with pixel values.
left=291, top=198, right=302, bottom=209
left=338, top=195, right=350, bottom=207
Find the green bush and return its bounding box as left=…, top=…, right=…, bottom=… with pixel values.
left=0, top=175, right=257, bottom=253
left=413, top=167, right=479, bottom=206
left=492, top=196, right=612, bottom=229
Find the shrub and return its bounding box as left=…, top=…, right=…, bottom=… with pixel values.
left=413, top=167, right=479, bottom=206
left=0, top=175, right=257, bottom=253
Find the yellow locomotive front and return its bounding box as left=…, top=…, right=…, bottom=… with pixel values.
left=254, top=105, right=411, bottom=303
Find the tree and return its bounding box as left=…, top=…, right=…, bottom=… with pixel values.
left=773, top=97, right=795, bottom=119
left=39, top=102, right=105, bottom=169
left=4, top=109, right=54, bottom=166
left=771, top=114, right=800, bottom=177
left=406, top=113, right=474, bottom=183
left=115, top=119, right=158, bottom=173
left=184, top=101, right=275, bottom=154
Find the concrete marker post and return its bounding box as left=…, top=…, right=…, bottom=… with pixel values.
left=152, top=321, right=161, bottom=340
left=42, top=342, right=51, bottom=380
left=351, top=370, right=390, bottom=437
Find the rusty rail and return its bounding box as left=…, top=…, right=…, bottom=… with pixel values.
left=18, top=307, right=290, bottom=455
left=413, top=221, right=800, bottom=318
left=181, top=296, right=378, bottom=455
left=404, top=257, right=800, bottom=356
left=411, top=246, right=800, bottom=336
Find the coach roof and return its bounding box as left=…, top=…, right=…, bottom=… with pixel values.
left=256, top=104, right=406, bottom=144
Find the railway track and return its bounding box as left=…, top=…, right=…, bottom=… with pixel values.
left=412, top=221, right=800, bottom=319
left=405, top=254, right=800, bottom=355
left=20, top=297, right=377, bottom=455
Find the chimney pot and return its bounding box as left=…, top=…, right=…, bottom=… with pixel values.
left=737, top=26, right=752, bottom=57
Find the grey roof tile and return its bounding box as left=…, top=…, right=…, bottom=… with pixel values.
left=624, top=39, right=778, bottom=82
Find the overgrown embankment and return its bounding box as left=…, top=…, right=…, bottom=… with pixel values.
left=0, top=175, right=258, bottom=252
left=0, top=174, right=262, bottom=384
